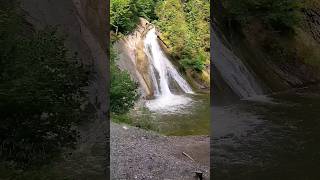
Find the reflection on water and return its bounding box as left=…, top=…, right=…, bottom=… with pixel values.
left=212, top=86, right=320, bottom=180
left=133, top=93, right=210, bottom=136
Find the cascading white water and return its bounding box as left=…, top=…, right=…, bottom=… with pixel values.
left=144, top=28, right=194, bottom=112
left=212, top=29, right=263, bottom=98
left=144, top=28, right=193, bottom=95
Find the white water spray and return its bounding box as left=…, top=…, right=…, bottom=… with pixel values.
left=144, top=28, right=194, bottom=112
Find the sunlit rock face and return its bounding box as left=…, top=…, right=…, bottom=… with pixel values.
left=114, top=18, right=154, bottom=99
left=20, top=0, right=108, bottom=120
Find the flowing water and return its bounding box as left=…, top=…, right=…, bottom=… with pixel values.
left=130, top=28, right=210, bottom=136
left=144, top=28, right=194, bottom=112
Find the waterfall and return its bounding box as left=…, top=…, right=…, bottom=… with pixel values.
left=144, top=28, right=193, bottom=97
left=212, top=28, right=263, bottom=98
left=144, top=28, right=194, bottom=112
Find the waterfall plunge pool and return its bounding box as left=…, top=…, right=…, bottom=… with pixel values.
left=131, top=93, right=210, bottom=136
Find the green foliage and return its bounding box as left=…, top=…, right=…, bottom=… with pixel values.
left=0, top=4, right=88, bottom=167
left=181, top=53, right=206, bottom=72
left=112, top=107, right=157, bottom=131
left=155, top=0, right=189, bottom=57
left=112, top=114, right=133, bottom=124
left=155, top=0, right=209, bottom=71
left=222, top=0, right=302, bottom=30
left=184, top=0, right=210, bottom=70
left=111, top=0, right=137, bottom=33
left=111, top=0, right=209, bottom=72
left=184, top=0, right=210, bottom=54
left=135, top=0, right=158, bottom=21
left=110, top=47, right=139, bottom=114
left=111, top=0, right=158, bottom=34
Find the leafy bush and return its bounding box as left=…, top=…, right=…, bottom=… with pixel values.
left=111, top=0, right=137, bottom=34
left=155, top=0, right=209, bottom=72
left=155, top=0, right=189, bottom=58
left=181, top=53, right=206, bottom=72
left=135, top=0, right=158, bottom=21
left=111, top=0, right=158, bottom=34
left=0, top=4, right=88, bottom=167
left=184, top=0, right=210, bottom=54
left=110, top=47, right=139, bottom=114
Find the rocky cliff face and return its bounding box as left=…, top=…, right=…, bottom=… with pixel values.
left=20, top=0, right=108, bottom=178
left=212, top=0, right=320, bottom=96
left=21, top=0, right=108, bottom=121
left=114, top=18, right=154, bottom=98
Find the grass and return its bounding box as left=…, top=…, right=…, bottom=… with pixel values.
left=111, top=108, right=158, bottom=132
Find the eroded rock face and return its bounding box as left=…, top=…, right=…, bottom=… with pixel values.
left=136, top=37, right=154, bottom=97
left=114, top=18, right=154, bottom=98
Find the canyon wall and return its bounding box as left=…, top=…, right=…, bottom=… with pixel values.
left=212, top=0, right=320, bottom=98
left=21, top=0, right=108, bottom=120
left=20, top=0, right=108, bottom=178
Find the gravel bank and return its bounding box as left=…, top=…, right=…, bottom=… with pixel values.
left=111, top=123, right=210, bottom=180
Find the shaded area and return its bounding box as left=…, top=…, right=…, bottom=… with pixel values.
left=212, top=86, right=320, bottom=180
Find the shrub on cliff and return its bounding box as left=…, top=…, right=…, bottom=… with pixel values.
left=110, top=47, right=139, bottom=114
left=111, top=0, right=158, bottom=34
